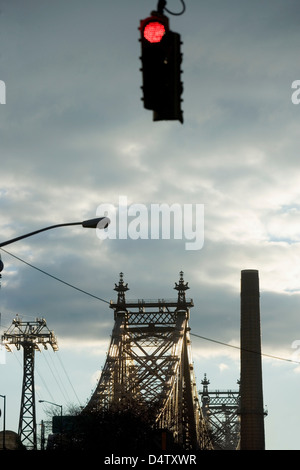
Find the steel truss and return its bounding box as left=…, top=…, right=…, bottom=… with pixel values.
left=86, top=272, right=212, bottom=450
left=2, top=316, right=58, bottom=450
left=200, top=374, right=240, bottom=450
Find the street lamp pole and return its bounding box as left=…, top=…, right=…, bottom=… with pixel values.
left=0, top=217, right=110, bottom=248
left=39, top=400, right=63, bottom=449
left=0, top=394, right=6, bottom=450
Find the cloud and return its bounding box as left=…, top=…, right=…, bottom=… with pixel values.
left=1, top=0, right=300, bottom=448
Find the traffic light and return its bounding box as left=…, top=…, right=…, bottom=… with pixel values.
left=139, top=12, right=183, bottom=123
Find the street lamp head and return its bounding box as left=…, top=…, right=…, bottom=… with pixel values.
left=81, top=217, right=110, bottom=229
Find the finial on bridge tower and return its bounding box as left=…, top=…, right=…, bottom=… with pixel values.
left=201, top=373, right=210, bottom=391
left=201, top=374, right=210, bottom=415
left=174, top=271, right=189, bottom=304
left=114, top=272, right=129, bottom=305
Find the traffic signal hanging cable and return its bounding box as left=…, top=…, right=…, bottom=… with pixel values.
left=157, top=0, right=186, bottom=16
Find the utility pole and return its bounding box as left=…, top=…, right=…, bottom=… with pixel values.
left=2, top=316, right=58, bottom=450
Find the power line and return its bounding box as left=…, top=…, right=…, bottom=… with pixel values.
left=190, top=333, right=300, bottom=365
left=1, top=247, right=299, bottom=366
left=56, top=352, right=81, bottom=406
left=41, top=352, right=71, bottom=404
left=0, top=247, right=110, bottom=305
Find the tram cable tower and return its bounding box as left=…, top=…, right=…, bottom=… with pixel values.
left=85, top=272, right=212, bottom=451
left=2, top=316, right=58, bottom=450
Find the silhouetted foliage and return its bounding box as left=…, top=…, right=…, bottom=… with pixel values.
left=46, top=408, right=183, bottom=454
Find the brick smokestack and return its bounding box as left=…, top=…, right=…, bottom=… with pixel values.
left=240, top=269, right=265, bottom=450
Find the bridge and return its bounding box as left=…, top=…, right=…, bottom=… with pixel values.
left=84, top=271, right=213, bottom=451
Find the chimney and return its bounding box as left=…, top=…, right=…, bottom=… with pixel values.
left=240, top=269, right=265, bottom=450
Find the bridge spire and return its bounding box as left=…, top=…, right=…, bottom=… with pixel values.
left=174, top=270, right=189, bottom=305
left=114, top=272, right=129, bottom=308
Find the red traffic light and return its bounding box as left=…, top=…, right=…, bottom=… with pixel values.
left=143, top=21, right=166, bottom=43
left=139, top=12, right=184, bottom=123
left=140, top=14, right=169, bottom=44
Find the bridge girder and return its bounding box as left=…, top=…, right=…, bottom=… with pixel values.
left=85, top=273, right=212, bottom=451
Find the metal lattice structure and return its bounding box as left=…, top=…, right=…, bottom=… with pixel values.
left=2, top=316, right=58, bottom=450
left=85, top=272, right=212, bottom=451
left=200, top=374, right=240, bottom=450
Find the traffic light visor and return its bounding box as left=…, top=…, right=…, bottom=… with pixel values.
left=143, top=21, right=166, bottom=43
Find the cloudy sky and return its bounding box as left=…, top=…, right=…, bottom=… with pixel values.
left=0, top=0, right=300, bottom=450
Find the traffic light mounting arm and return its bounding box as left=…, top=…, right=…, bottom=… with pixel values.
left=157, top=0, right=167, bottom=14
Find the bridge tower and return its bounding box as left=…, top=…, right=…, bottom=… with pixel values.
left=200, top=374, right=240, bottom=450
left=2, top=316, right=58, bottom=450
left=85, top=272, right=212, bottom=450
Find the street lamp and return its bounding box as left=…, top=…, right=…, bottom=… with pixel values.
left=38, top=399, right=63, bottom=416
left=0, top=394, right=6, bottom=450
left=0, top=217, right=110, bottom=248
left=39, top=400, right=63, bottom=447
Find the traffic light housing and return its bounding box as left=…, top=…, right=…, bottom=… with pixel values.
left=139, top=12, right=183, bottom=123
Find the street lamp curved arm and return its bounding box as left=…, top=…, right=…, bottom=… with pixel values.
left=0, top=217, right=110, bottom=248
left=38, top=399, right=62, bottom=413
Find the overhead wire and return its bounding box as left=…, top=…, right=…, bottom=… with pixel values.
left=190, top=333, right=300, bottom=365
left=56, top=352, right=81, bottom=406
left=1, top=247, right=299, bottom=372
left=0, top=247, right=110, bottom=305
left=38, top=352, right=71, bottom=405
left=35, top=365, right=57, bottom=404
left=43, top=351, right=72, bottom=403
